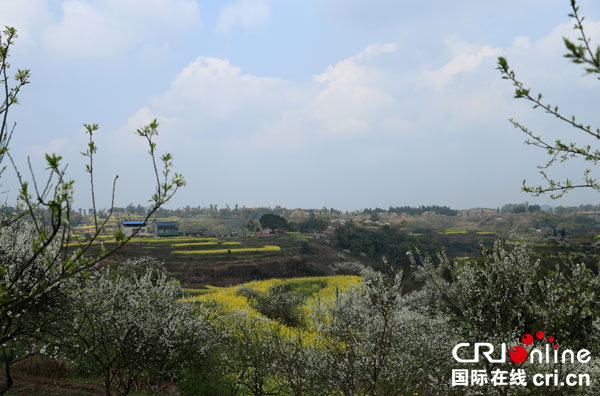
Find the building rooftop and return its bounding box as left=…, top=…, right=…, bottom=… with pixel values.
left=156, top=221, right=179, bottom=227
left=122, top=221, right=146, bottom=226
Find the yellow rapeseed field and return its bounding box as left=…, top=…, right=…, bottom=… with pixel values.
left=182, top=275, right=359, bottom=309
left=172, top=245, right=281, bottom=255
left=182, top=275, right=362, bottom=346
left=171, top=242, right=218, bottom=247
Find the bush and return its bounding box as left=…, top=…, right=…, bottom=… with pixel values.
left=411, top=238, right=600, bottom=395
left=56, top=265, right=215, bottom=395
left=238, top=283, right=304, bottom=327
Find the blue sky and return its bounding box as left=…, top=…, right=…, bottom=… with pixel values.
left=1, top=0, right=600, bottom=211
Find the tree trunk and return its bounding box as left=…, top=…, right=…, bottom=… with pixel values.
left=0, top=363, right=13, bottom=396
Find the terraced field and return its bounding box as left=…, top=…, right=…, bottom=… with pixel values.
left=72, top=233, right=343, bottom=288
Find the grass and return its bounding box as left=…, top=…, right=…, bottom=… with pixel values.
left=171, top=242, right=218, bottom=247
left=64, top=236, right=218, bottom=247
left=441, top=228, right=469, bottom=234
left=506, top=240, right=531, bottom=245
left=132, top=237, right=217, bottom=244
left=171, top=241, right=242, bottom=247
left=172, top=245, right=281, bottom=255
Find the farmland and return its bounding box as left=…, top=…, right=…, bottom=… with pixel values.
left=68, top=230, right=343, bottom=288
left=10, top=206, right=600, bottom=395
left=63, top=206, right=600, bottom=289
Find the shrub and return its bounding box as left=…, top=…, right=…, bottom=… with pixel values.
left=56, top=265, right=214, bottom=395
left=238, top=283, right=304, bottom=327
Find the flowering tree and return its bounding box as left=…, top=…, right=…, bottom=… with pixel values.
left=309, top=269, right=453, bottom=396
left=497, top=0, right=600, bottom=198
left=410, top=240, right=600, bottom=395
left=0, top=27, right=184, bottom=393
left=54, top=263, right=214, bottom=396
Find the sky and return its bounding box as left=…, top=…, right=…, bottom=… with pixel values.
left=1, top=0, right=600, bottom=211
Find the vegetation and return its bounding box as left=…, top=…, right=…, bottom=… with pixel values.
left=364, top=205, right=459, bottom=216
left=498, top=0, right=600, bottom=198
left=259, top=213, right=289, bottom=232
left=53, top=262, right=212, bottom=395
left=0, top=26, right=183, bottom=394
left=3, top=1, right=600, bottom=395
left=334, top=222, right=441, bottom=269
left=172, top=245, right=281, bottom=255
left=289, top=214, right=330, bottom=233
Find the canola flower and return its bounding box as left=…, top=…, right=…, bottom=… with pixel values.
left=171, top=240, right=241, bottom=247
left=182, top=276, right=359, bottom=309
left=64, top=236, right=215, bottom=247
left=172, top=245, right=281, bottom=255
left=181, top=275, right=361, bottom=347
left=171, top=242, right=218, bottom=247
left=130, top=237, right=215, bottom=244
left=441, top=228, right=468, bottom=234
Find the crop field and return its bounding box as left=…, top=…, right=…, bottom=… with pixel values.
left=171, top=241, right=241, bottom=247
left=183, top=275, right=362, bottom=342
left=68, top=231, right=338, bottom=288
left=441, top=227, right=469, bottom=234
left=183, top=275, right=360, bottom=309
left=173, top=245, right=281, bottom=255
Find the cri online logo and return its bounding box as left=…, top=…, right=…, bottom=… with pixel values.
left=509, top=331, right=557, bottom=364
left=453, top=331, right=591, bottom=364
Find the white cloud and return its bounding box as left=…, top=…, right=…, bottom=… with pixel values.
left=104, top=41, right=403, bottom=156
left=110, top=107, right=160, bottom=153
left=216, top=0, right=271, bottom=33
left=151, top=56, right=289, bottom=126
left=309, top=42, right=400, bottom=137
left=28, top=137, right=71, bottom=158
left=41, top=0, right=201, bottom=61
left=420, top=44, right=502, bottom=88
left=76, top=18, right=599, bottom=209
left=0, top=0, right=53, bottom=48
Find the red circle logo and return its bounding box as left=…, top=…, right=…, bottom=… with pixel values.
left=510, top=346, right=528, bottom=364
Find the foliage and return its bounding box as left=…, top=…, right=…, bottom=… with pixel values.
left=501, top=202, right=542, bottom=214
left=334, top=222, right=440, bottom=268
left=0, top=26, right=183, bottom=394
left=410, top=238, right=600, bottom=395
left=309, top=268, right=454, bottom=396
left=172, top=245, right=281, bottom=255
left=289, top=215, right=330, bottom=233
left=55, top=264, right=214, bottom=395
left=259, top=213, right=289, bottom=232
left=364, top=205, right=459, bottom=216
left=530, top=210, right=600, bottom=234
left=238, top=283, right=305, bottom=327
left=182, top=276, right=360, bottom=314
left=497, top=0, right=600, bottom=198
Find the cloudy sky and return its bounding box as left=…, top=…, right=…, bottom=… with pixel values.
left=1, top=0, right=599, bottom=211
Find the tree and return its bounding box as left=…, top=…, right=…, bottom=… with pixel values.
left=245, top=219, right=258, bottom=232
left=497, top=0, right=600, bottom=198
left=259, top=213, right=288, bottom=232
left=0, top=27, right=183, bottom=393
left=54, top=264, right=213, bottom=396
left=410, top=239, right=600, bottom=395
left=310, top=268, right=452, bottom=396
